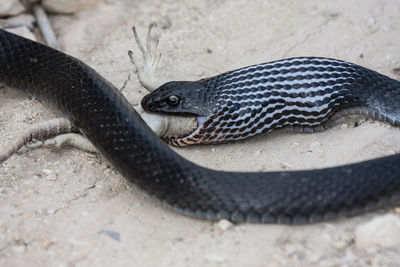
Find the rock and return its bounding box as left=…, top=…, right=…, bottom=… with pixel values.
left=354, top=214, right=400, bottom=249
left=280, top=162, right=292, bottom=169
left=99, top=230, right=121, bottom=242
left=216, top=219, right=233, bottom=231
left=0, top=0, right=26, bottom=17
left=5, top=26, right=36, bottom=41
left=205, top=253, right=225, bottom=263
left=42, top=0, right=101, bottom=14
left=6, top=13, right=35, bottom=30
left=42, top=168, right=53, bottom=175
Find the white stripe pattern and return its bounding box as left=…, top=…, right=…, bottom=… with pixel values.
left=164, top=57, right=388, bottom=146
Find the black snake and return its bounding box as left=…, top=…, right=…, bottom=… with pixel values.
left=1, top=29, right=400, bottom=224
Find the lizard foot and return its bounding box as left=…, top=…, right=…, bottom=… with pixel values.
left=128, top=23, right=167, bottom=92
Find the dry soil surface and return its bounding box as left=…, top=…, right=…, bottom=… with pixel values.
left=1, top=0, right=400, bottom=266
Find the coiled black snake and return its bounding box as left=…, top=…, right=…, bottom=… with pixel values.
left=1, top=29, right=400, bottom=224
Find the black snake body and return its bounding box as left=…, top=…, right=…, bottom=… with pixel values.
left=1, top=29, right=400, bottom=224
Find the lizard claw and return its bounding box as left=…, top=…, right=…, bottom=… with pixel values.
left=129, top=24, right=166, bottom=92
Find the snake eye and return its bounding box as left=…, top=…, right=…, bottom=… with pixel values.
left=167, top=95, right=180, bottom=106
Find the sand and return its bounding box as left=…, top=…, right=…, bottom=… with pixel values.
left=1, top=0, right=400, bottom=266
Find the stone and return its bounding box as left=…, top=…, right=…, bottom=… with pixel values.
left=42, top=168, right=53, bottom=175
left=6, top=13, right=35, bottom=30
left=216, top=219, right=233, bottom=231
left=0, top=0, right=25, bottom=17
left=205, top=253, right=225, bottom=263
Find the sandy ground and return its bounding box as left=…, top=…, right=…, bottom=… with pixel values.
left=1, top=0, right=400, bottom=266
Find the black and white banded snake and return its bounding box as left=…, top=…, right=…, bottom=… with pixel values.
left=1, top=29, right=400, bottom=224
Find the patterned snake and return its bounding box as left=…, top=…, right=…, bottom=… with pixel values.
left=142, top=58, right=400, bottom=146
left=1, top=29, right=400, bottom=224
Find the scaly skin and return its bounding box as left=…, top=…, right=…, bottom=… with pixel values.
left=1, top=29, right=400, bottom=224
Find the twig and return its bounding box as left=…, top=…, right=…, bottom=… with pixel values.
left=32, top=4, right=59, bottom=49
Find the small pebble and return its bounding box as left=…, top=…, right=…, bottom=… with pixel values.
left=332, top=239, right=349, bottom=250
left=99, top=230, right=121, bottom=242
left=205, top=253, right=225, bottom=263
left=46, top=208, right=56, bottom=215
left=216, top=219, right=233, bottom=231
left=42, top=169, right=53, bottom=175
left=354, top=214, right=400, bottom=249
left=280, top=162, right=292, bottom=169
left=5, top=14, right=35, bottom=30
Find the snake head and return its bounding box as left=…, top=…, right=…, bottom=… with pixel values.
left=141, top=81, right=215, bottom=116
